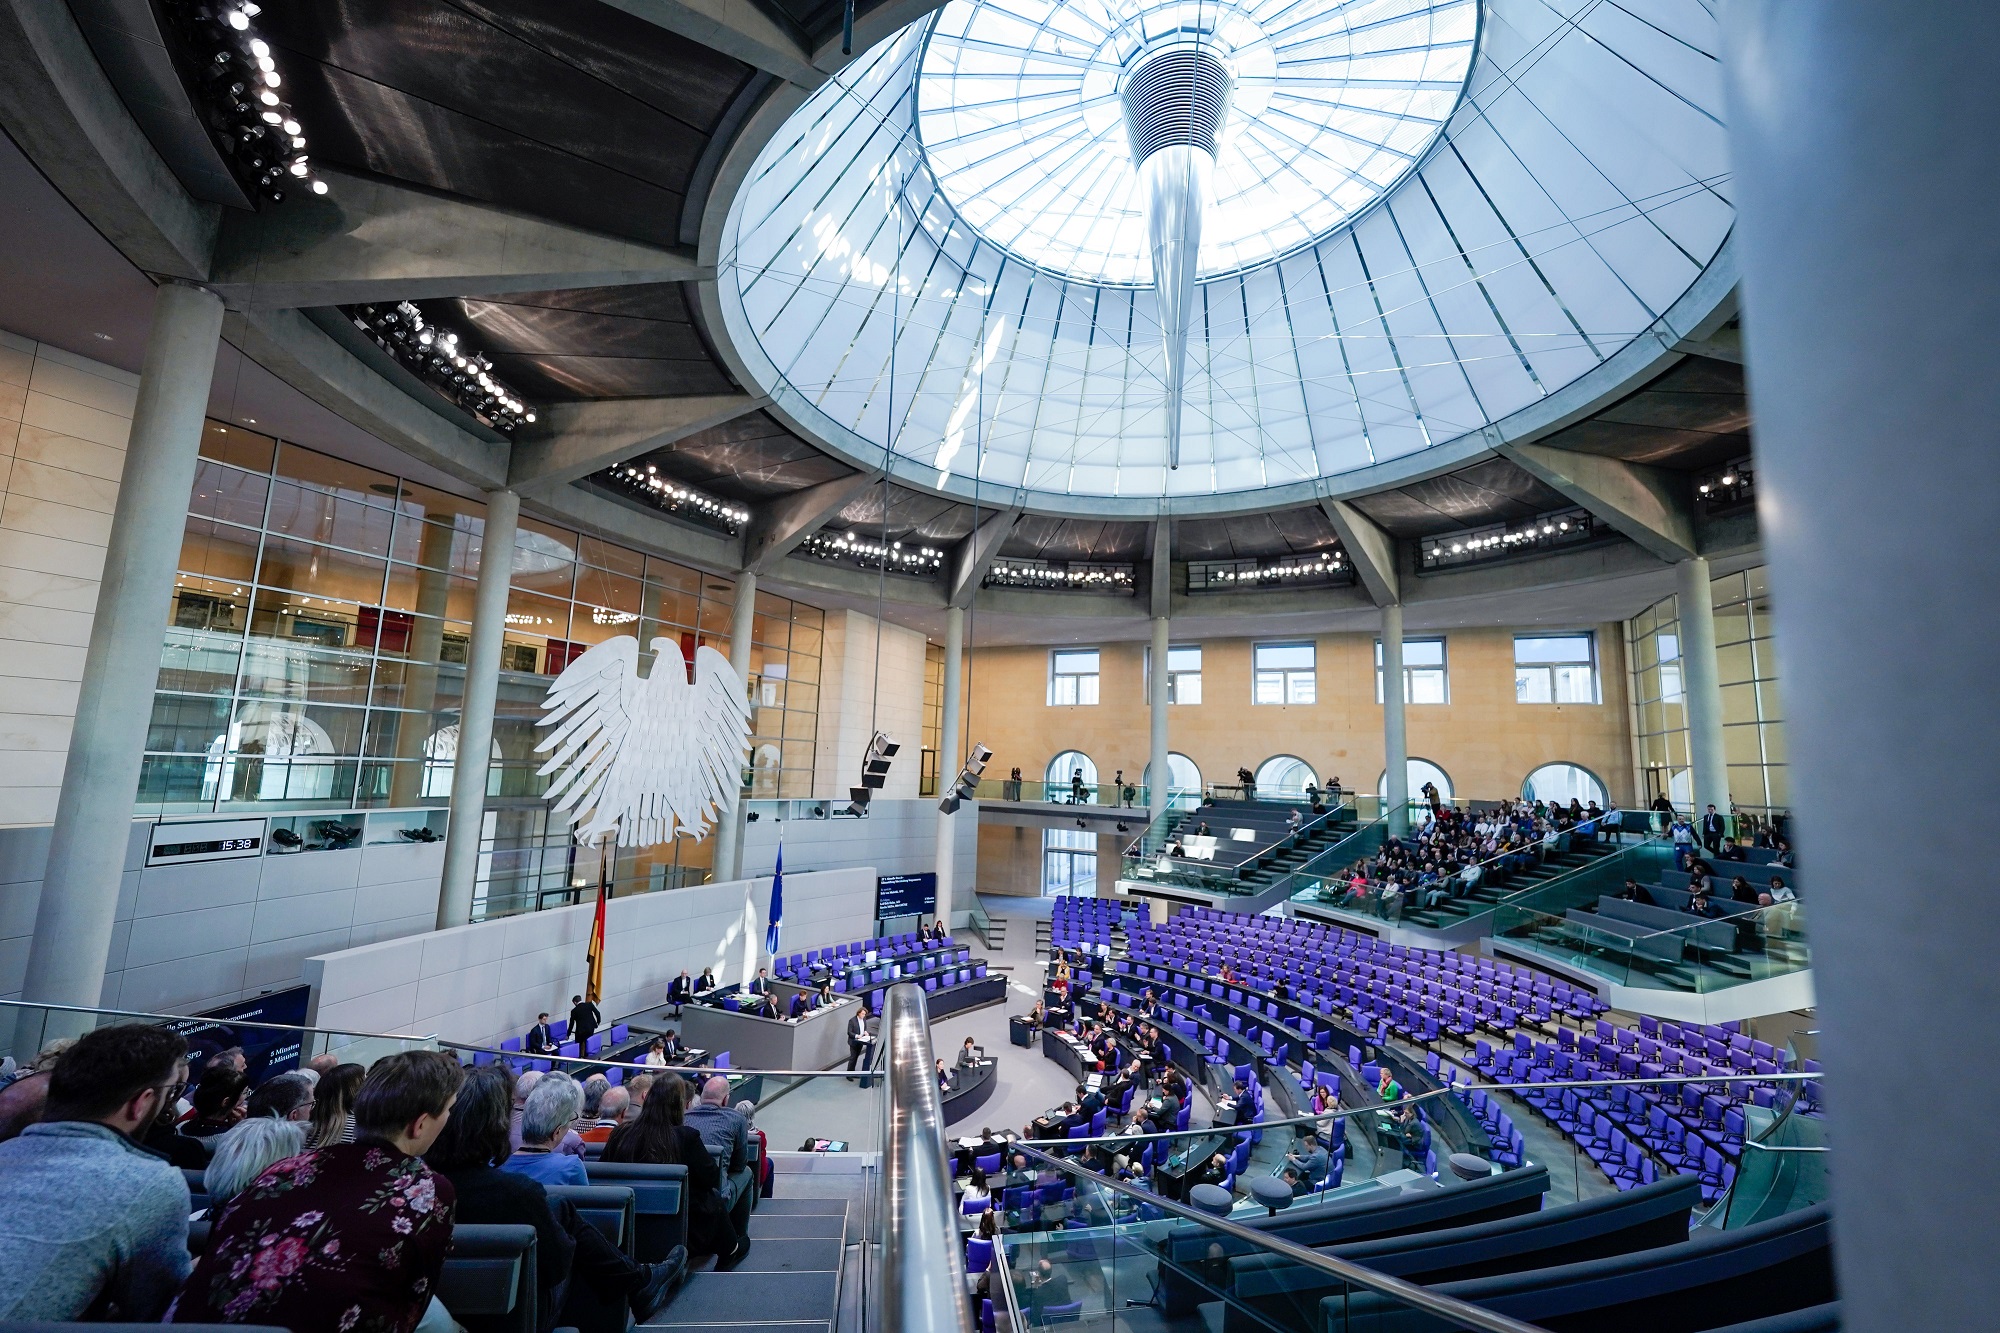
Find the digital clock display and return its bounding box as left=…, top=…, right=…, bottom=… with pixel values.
left=154, top=836, right=261, bottom=858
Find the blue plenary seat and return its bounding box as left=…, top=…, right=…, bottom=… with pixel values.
left=583, top=1161, right=689, bottom=1261
left=436, top=1223, right=543, bottom=1333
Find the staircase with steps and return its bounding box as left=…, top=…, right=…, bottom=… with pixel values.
left=648, top=1193, right=853, bottom=1333
left=1401, top=837, right=1625, bottom=930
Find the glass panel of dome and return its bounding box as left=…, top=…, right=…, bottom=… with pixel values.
left=719, top=0, right=1730, bottom=505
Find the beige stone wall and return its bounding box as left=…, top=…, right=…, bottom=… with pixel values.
left=0, top=330, right=138, bottom=826
left=962, top=625, right=1634, bottom=809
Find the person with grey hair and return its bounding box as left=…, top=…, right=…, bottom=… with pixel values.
left=504, top=1072, right=589, bottom=1187
left=200, top=1116, right=306, bottom=1216
left=580, top=1085, right=629, bottom=1143
left=738, top=1100, right=773, bottom=1199
left=244, top=1071, right=316, bottom=1122
left=574, top=1073, right=610, bottom=1132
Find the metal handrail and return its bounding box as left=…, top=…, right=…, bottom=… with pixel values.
left=1008, top=1139, right=1548, bottom=1333
left=0, top=996, right=895, bottom=1081
left=882, top=983, right=974, bottom=1333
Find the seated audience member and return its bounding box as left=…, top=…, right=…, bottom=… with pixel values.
left=428, top=1066, right=684, bottom=1329
left=505, top=1074, right=590, bottom=1186
left=748, top=968, right=772, bottom=996
left=526, top=1012, right=557, bottom=1054
left=308, top=1063, right=364, bottom=1149
left=788, top=991, right=808, bottom=1019
left=0, top=1025, right=193, bottom=1321
left=625, top=1073, right=653, bottom=1115
left=1285, top=1131, right=1330, bottom=1187
left=1732, top=875, right=1761, bottom=906
left=1770, top=874, right=1796, bottom=902
left=697, top=966, right=717, bottom=993
left=643, top=1038, right=669, bottom=1067
left=662, top=1029, right=687, bottom=1062
left=756, top=992, right=781, bottom=1020
left=200, top=1117, right=306, bottom=1218
left=1774, top=840, right=1796, bottom=868
left=579, top=1085, right=630, bottom=1143
left=1310, top=1082, right=1334, bottom=1117
left=0, top=1069, right=50, bottom=1144
left=668, top=970, right=694, bottom=1015
left=936, top=1059, right=954, bottom=1091
left=685, top=1076, right=755, bottom=1241
left=1022, top=1257, right=1071, bottom=1317
left=169, top=1050, right=462, bottom=1332
left=182, top=1067, right=250, bottom=1146
left=603, top=1074, right=750, bottom=1269
left=1615, top=878, right=1655, bottom=905
left=1687, top=883, right=1718, bottom=917
left=962, top=1166, right=992, bottom=1207
left=245, top=1071, right=316, bottom=1123
left=509, top=1068, right=541, bottom=1147
left=574, top=1074, right=611, bottom=1133
left=1717, top=837, right=1746, bottom=861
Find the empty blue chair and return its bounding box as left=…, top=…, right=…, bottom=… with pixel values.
left=609, top=1023, right=629, bottom=1044
left=558, top=1041, right=580, bottom=1058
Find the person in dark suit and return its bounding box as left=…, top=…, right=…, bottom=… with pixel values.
left=1615, top=878, right=1655, bottom=905
left=667, top=971, right=693, bottom=1016
left=526, top=1013, right=556, bottom=1055
left=697, top=967, right=717, bottom=993
left=661, top=1029, right=685, bottom=1062
left=1077, top=1083, right=1106, bottom=1120
left=747, top=969, right=771, bottom=996
left=569, top=994, right=601, bottom=1047
left=1701, top=804, right=1727, bottom=854
left=1024, top=1258, right=1072, bottom=1316
left=787, top=992, right=808, bottom=1019
left=846, top=1002, right=876, bottom=1083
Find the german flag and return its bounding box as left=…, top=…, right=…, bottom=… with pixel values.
left=585, top=878, right=607, bottom=1005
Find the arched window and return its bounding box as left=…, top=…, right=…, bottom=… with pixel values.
left=1046, top=750, right=1098, bottom=803
left=1521, top=763, right=1609, bottom=810
left=1256, top=755, right=1317, bottom=797
left=418, top=724, right=505, bottom=800
left=1143, top=753, right=1203, bottom=809
left=1043, top=826, right=1098, bottom=897
left=1378, top=758, right=1454, bottom=808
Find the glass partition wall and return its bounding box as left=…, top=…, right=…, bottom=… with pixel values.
left=140, top=420, right=825, bottom=916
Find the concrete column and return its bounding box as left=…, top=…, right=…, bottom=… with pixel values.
left=21, top=282, right=224, bottom=1011
left=1673, top=556, right=1731, bottom=824
left=1381, top=604, right=1408, bottom=837
left=932, top=606, right=964, bottom=925
left=712, top=571, right=756, bottom=883
left=435, top=488, right=520, bottom=929
left=1724, top=7, right=2000, bottom=1325
left=1147, top=614, right=1170, bottom=823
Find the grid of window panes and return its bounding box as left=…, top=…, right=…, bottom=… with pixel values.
left=1625, top=567, right=1786, bottom=816
left=1147, top=644, right=1203, bottom=704
left=1376, top=638, right=1449, bottom=703
left=1253, top=642, right=1316, bottom=704
left=1515, top=634, right=1599, bottom=704
left=1043, top=825, right=1098, bottom=897
left=1048, top=649, right=1101, bottom=706
left=142, top=421, right=825, bottom=912
left=1711, top=569, right=1787, bottom=812
left=921, top=639, right=944, bottom=796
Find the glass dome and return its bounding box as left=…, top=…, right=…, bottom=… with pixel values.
left=718, top=0, right=1731, bottom=507
left=915, top=0, right=1479, bottom=285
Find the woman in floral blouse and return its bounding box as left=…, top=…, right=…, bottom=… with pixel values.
left=171, top=1051, right=464, bottom=1333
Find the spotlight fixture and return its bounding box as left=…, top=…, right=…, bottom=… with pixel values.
left=602, top=463, right=750, bottom=536
left=983, top=559, right=1138, bottom=593
left=161, top=1, right=323, bottom=203
left=1695, top=459, right=1755, bottom=509
left=1420, top=507, right=1596, bottom=571
left=1116, top=822, right=1131, bottom=834
left=1186, top=549, right=1353, bottom=593
left=349, top=302, right=534, bottom=432
left=1075, top=818, right=1087, bottom=829
left=800, top=529, right=945, bottom=576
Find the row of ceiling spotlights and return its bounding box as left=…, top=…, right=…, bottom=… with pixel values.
left=352, top=302, right=534, bottom=433
left=172, top=2, right=324, bottom=203
left=613, top=465, right=752, bottom=529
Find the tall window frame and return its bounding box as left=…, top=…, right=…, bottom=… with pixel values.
left=1253, top=641, right=1317, bottom=705
left=1515, top=633, right=1599, bottom=704
left=1042, top=826, right=1098, bottom=897
left=1375, top=637, right=1449, bottom=704
left=1145, top=643, right=1204, bottom=705
left=1048, top=647, right=1101, bottom=706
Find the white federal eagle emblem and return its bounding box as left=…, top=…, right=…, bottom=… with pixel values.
left=535, top=635, right=751, bottom=847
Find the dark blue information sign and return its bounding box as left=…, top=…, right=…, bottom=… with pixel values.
left=166, top=985, right=311, bottom=1089
left=876, top=872, right=938, bottom=918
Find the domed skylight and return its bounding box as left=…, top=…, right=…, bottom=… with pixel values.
left=915, top=0, right=1479, bottom=285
